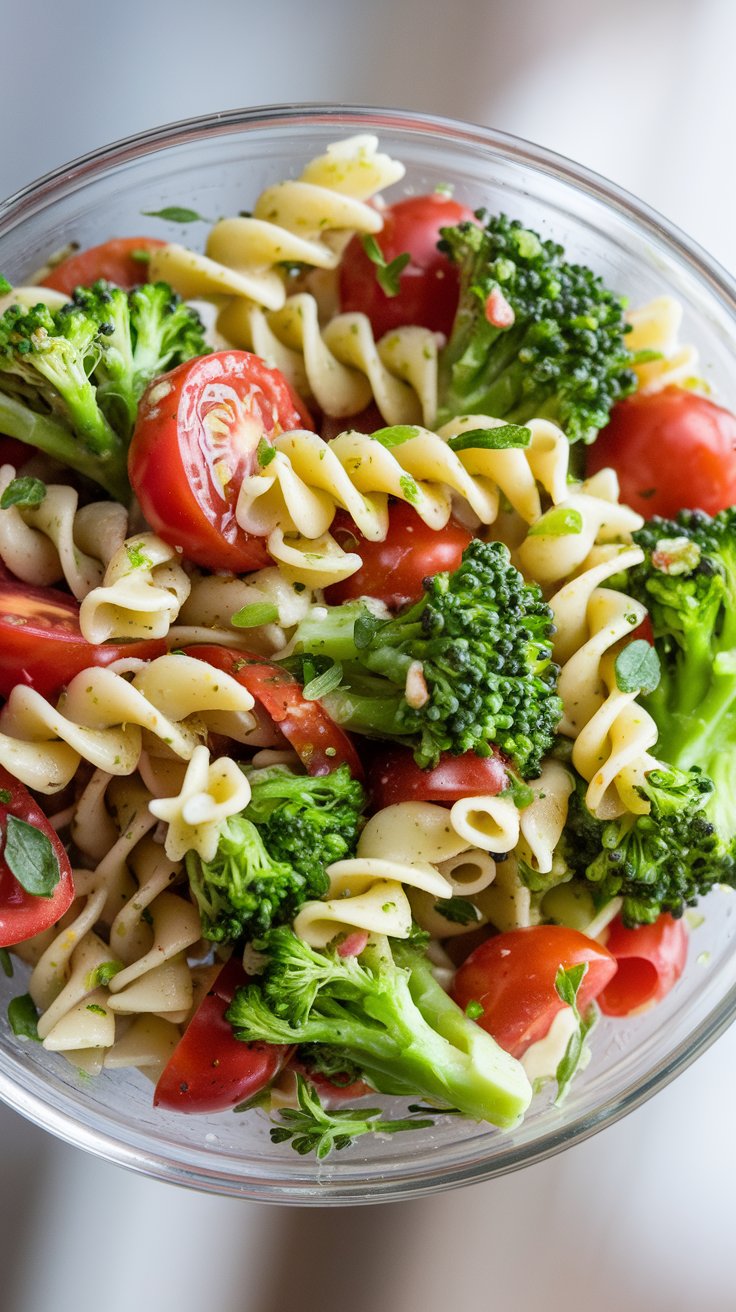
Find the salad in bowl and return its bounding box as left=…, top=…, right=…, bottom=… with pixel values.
left=0, top=107, right=734, bottom=1201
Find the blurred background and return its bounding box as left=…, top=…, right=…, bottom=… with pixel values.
left=2, top=1, right=735, bottom=1308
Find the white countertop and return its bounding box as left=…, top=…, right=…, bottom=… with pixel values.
left=2, top=3, right=735, bottom=1308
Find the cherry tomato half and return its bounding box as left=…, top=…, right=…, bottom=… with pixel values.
left=338, top=194, right=476, bottom=337
left=452, top=925, right=617, bottom=1058
left=129, top=351, right=313, bottom=573
left=367, top=746, right=508, bottom=810
left=0, top=766, right=75, bottom=947
left=597, top=913, right=688, bottom=1017
left=185, top=645, right=363, bottom=780
left=325, top=503, right=473, bottom=609
left=0, top=580, right=167, bottom=700
left=154, top=956, right=291, bottom=1113
left=588, top=387, right=736, bottom=518
left=40, top=237, right=166, bottom=294
left=0, top=437, right=34, bottom=469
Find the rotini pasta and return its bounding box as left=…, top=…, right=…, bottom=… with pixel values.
left=0, top=463, right=128, bottom=599
left=0, top=653, right=256, bottom=792
left=79, top=532, right=190, bottom=642
left=148, top=745, right=252, bottom=862
left=627, top=296, right=699, bottom=394
left=293, top=855, right=452, bottom=948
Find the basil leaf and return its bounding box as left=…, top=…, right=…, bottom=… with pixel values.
left=527, top=507, right=584, bottom=538
left=231, top=602, right=280, bottom=628
left=125, top=541, right=153, bottom=570
left=371, top=425, right=422, bottom=449
left=142, top=206, right=209, bottom=223
left=354, top=609, right=381, bottom=650
left=0, top=948, right=13, bottom=977
left=361, top=235, right=410, bottom=297
left=0, top=789, right=11, bottom=804
left=0, top=477, right=47, bottom=510
left=8, top=993, right=40, bottom=1040
left=447, top=425, right=531, bottom=452
left=615, top=639, right=661, bottom=695
left=554, top=962, right=587, bottom=1011
left=85, top=960, right=123, bottom=990
left=257, top=438, right=276, bottom=467
left=302, top=662, right=344, bottom=701
left=399, top=475, right=419, bottom=505
left=434, top=896, right=481, bottom=925
left=3, top=814, right=61, bottom=898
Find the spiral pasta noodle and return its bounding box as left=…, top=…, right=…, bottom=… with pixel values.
left=79, top=532, right=191, bottom=642
left=0, top=653, right=256, bottom=793
left=0, top=463, right=128, bottom=599
left=148, top=744, right=252, bottom=862
left=149, top=135, right=405, bottom=312
left=627, top=296, right=699, bottom=394
left=236, top=416, right=571, bottom=585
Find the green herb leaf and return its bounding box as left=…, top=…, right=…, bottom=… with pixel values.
left=361, top=235, right=410, bottom=297
left=553, top=962, right=596, bottom=1106
left=7, top=993, right=40, bottom=1040
left=257, top=437, right=276, bottom=467
left=447, top=424, right=531, bottom=452
left=353, top=609, right=381, bottom=650
left=465, top=1000, right=484, bottom=1020
left=399, top=474, right=419, bottom=505
left=0, top=274, right=12, bottom=295
left=302, top=662, right=344, bottom=701
left=3, top=815, right=60, bottom=898
left=0, top=477, right=47, bottom=510
left=269, top=1075, right=434, bottom=1158
left=554, top=961, right=587, bottom=1010
left=85, top=960, right=123, bottom=990
left=614, top=639, right=661, bottom=695
left=527, top=507, right=584, bottom=538
left=231, top=602, right=280, bottom=629
left=371, top=425, right=422, bottom=449
left=0, top=948, right=13, bottom=978
left=0, top=789, right=11, bottom=804
left=434, top=896, right=481, bottom=925
left=130, top=249, right=152, bottom=264
left=142, top=206, right=209, bottom=223
left=86, top=1003, right=107, bottom=1016
left=125, top=541, right=153, bottom=570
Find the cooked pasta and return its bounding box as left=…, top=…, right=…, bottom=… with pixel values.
left=148, top=745, right=252, bottom=862
left=293, top=855, right=452, bottom=947
left=235, top=416, right=571, bottom=582
left=149, top=135, right=404, bottom=311
left=627, top=295, right=699, bottom=393
left=516, top=762, right=574, bottom=876
left=0, top=463, right=127, bottom=599
left=0, top=653, right=256, bottom=792
left=79, top=532, right=190, bottom=642
left=175, top=565, right=314, bottom=653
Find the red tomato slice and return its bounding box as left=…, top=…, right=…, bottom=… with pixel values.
left=0, top=437, right=34, bottom=469
left=286, top=1057, right=372, bottom=1105
left=325, top=504, right=473, bottom=609
left=338, top=195, right=476, bottom=337
left=40, top=237, right=166, bottom=294
left=0, top=580, right=166, bottom=700
left=597, top=913, right=688, bottom=1017
left=367, top=745, right=508, bottom=810
left=154, top=956, right=291, bottom=1113
left=588, top=387, right=736, bottom=518
left=0, top=766, right=75, bottom=947
left=452, top=925, right=617, bottom=1058
left=129, top=351, right=313, bottom=573
left=185, top=645, right=363, bottom=780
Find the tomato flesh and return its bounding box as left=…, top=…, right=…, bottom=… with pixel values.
left=338, top=194, right=476, bottom=337
left=40, top=237, right=166, bottom=294
left=0, top=581, right=167, bottom=700
left=368, top=746, right=508, bottom=810
left=452, top=925, right=617, bottom=1058
left=185, top=645, right=363, bottom=780
left=0, top=766, right=75, bottom=947
left=588, top=387, right=736, bottom=518
left=325, top=504, right=473, bottom=609
left=154, top=956, right=291, bottom=1113
left=129, top=351, right=313, bottom=573
left=597, top=913, right=688, bottom=1017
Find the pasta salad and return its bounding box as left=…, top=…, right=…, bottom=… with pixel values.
left=0, top=134, right=735, bottom=1158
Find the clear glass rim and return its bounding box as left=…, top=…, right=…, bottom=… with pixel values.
left=1, top=102, right=734, bottom=1204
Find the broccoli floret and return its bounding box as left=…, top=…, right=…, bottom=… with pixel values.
left=626, top=508, right=736, bottom=858
left=227, top=929, right=532, bottom=1129
left=70, top=280, right=205, bottom=438
left=185, top=764, right=365, bottom=942
left=243, top=762, right=365, bottom=887
left=436, top=214, right=636, bottom=443
left=0, top=282, right=205, bottom=499
left=563, top=765, right=729, bottom=926
left=288, top=538, right=562, bottom=775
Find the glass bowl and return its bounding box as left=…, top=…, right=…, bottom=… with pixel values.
left=1, top=104, right=735, bottom=1205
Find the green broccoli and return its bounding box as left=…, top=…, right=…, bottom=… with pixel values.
left=286, top=538, right=562, bottom=776
left=436, top=213, right=636, bottom=442
left=227, top=928, right=532, bottom=1129
left=185, top=764, right=365, bottom=942
left=563, top=765, right=727, bottom=926
left=0, top=281, right=205, bottom=499
left=269, top=1074, right=435, bottom=1159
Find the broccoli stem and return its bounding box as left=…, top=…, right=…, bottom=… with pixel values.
left=0, top=391, right=129, bottom=500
